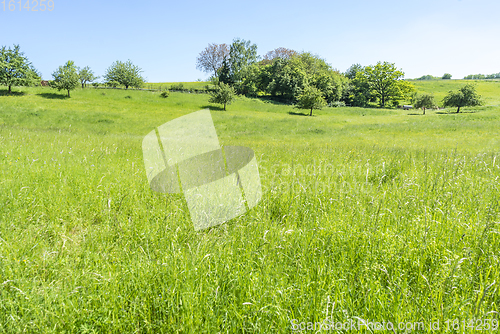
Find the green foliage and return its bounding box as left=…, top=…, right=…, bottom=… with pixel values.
left=413, top=93, right=436, bottom=114
left=170, top=83, right=185, bottom=91
left=160, top=90, right=170, bottom=98
left=104, top=60, right=145, bottom=89
left=228, top=38, right=258, bottom=83
left=208, top=82, right=235, bottom=110
left=78, top=66, right=99, bottom=88
left=464, top=73, right=500, bottom=80
left=344, top=63, right=363, bottom=80
left=264, top=57, right=307, bottom=100
left=261, top=53, right=346, bottom=104
left=416, top=74, right=439, bottom=80
left=442, top=83, right=482, bottom=113
left=50, top=60, right=79, bottom=97
left=362, top=61, right=414, bottom=107
left=295, top=85, right=326, bottom=116
left=442, top=73, right=452, bottom=80
left=0, top=44, right=40, bottom=93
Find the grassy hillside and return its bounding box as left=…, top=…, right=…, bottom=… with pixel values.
left=1, top=84, right=499, bottom=332
left=410, top=79, right=500, bottom=107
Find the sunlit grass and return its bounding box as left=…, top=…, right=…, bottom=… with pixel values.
left=0, top=84, right=499, bottom=332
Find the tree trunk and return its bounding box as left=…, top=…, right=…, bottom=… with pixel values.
left=224, top=103, right=226, bottom=111
left=82, top=83, right=84, bottom=89
left=125, top=85, right=129, bottom=89
left=309, top=108, right=313, bottom=116
left=67, top=90, right=70, bottom=98
left=8, top=85, right=11, bottom=94
left=423, top=107, right=425, bottom=115
left=457, top=106, right=460, bottom=113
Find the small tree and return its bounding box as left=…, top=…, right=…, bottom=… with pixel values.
left=442, top=84, right=482, bottom=113
left=78, top=66, right=99, bottom=88
left=413, top=93, right=435, bottom=115
left=104, top=60, right=144, bottom=89
left=442, top=73, right=452, bottom=80
left=208, top=82, right=235, bottom=110
left=295, top=86, right=326, bottom=116
left=0, top=44, right=40, bottom=93
left=51, top=61, right=79, bottom=97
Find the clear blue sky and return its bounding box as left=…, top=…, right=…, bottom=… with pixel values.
left=1, top=0, right=499, bottom=82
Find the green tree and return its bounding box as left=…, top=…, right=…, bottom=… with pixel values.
left=78, top=66, right=99, bottom=88
left=442, top=84, right=482, bottom=113
left=104, top=60, right=144, bottom=89
left=228, top=38, right=258, bottom=84
left=208, top=82, right=235, bottom=110
left=50, top=60, right=79, bottom=97
left=344, top=63, right=363, bottom=80
left=0, top=44, right=40, bottom=94
left=442, top=73, right=452, bottom=80
left=295, top=86, right=326, bottom=116
left=363, top=61, right=411, bottom=107
left=413, top=93, right=436, bottom=115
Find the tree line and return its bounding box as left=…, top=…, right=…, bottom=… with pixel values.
left=0, top=43, right=484, bottom=114
left=0, top=45, right=145, bottom=97
left=196, top=39, right=417, bottom=112
left=196, top=39, right=484, bottom=115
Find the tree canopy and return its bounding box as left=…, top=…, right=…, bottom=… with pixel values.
left=78, top=66, right=99, bottom=88
left=0, top=44, right=40, bottom=93
left=442, top=84, right=482, bottom=113
left=208, top=82, right=235, bottom=111
left=51, top=60, right=79, bottom=97
left=104, top=60, right=144, bottom=89
left=362, top=61, right=413, bottom=107
left=413, top=93, right=436, bottom=115
left=295, top=86, right=326, bottom=116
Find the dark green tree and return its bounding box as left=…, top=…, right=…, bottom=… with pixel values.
left=442, top=73, right=452, bottom=80
left=51, top=60, right=79, bottom=97
left=104, top=60, right=144, bottom=89
left=228, top=38, right=258, bottom=84
left=0, top=44, right=40, bottom=93
left=344, top=63, right=363, bottom=80
left=208, top=82, right=235, bottom=110
left=442, top=84, right=482, bottom=113
left=295, top=86, right=326, bottom=116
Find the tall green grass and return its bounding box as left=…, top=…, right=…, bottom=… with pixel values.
left=0, top=85, right=499, bottom=332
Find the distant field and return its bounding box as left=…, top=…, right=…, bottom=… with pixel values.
left=1, top=84, right=499, bottom=332
left=410, top=79, right=500, bottom=106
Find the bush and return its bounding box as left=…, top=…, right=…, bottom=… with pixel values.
left=329, top=101, right=346, bottom=108
left=160, top=90, right=170, bottom=98
left=170, top=83, right=184, bottom=91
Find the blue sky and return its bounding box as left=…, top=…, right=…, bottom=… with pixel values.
left=1, top=0, right=499, bottom=82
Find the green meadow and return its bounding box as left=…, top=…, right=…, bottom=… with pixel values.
left=1, top=83, right=500, bottom=333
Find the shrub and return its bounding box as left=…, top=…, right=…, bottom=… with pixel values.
left=160, top=90, right=170, bottom=98
left=170, top=83, right=184, bottom=91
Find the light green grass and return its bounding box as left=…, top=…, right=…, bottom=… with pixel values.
left=0, top=85, right=499, bottom=333
left=410, top=79, right=500, bottom=107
